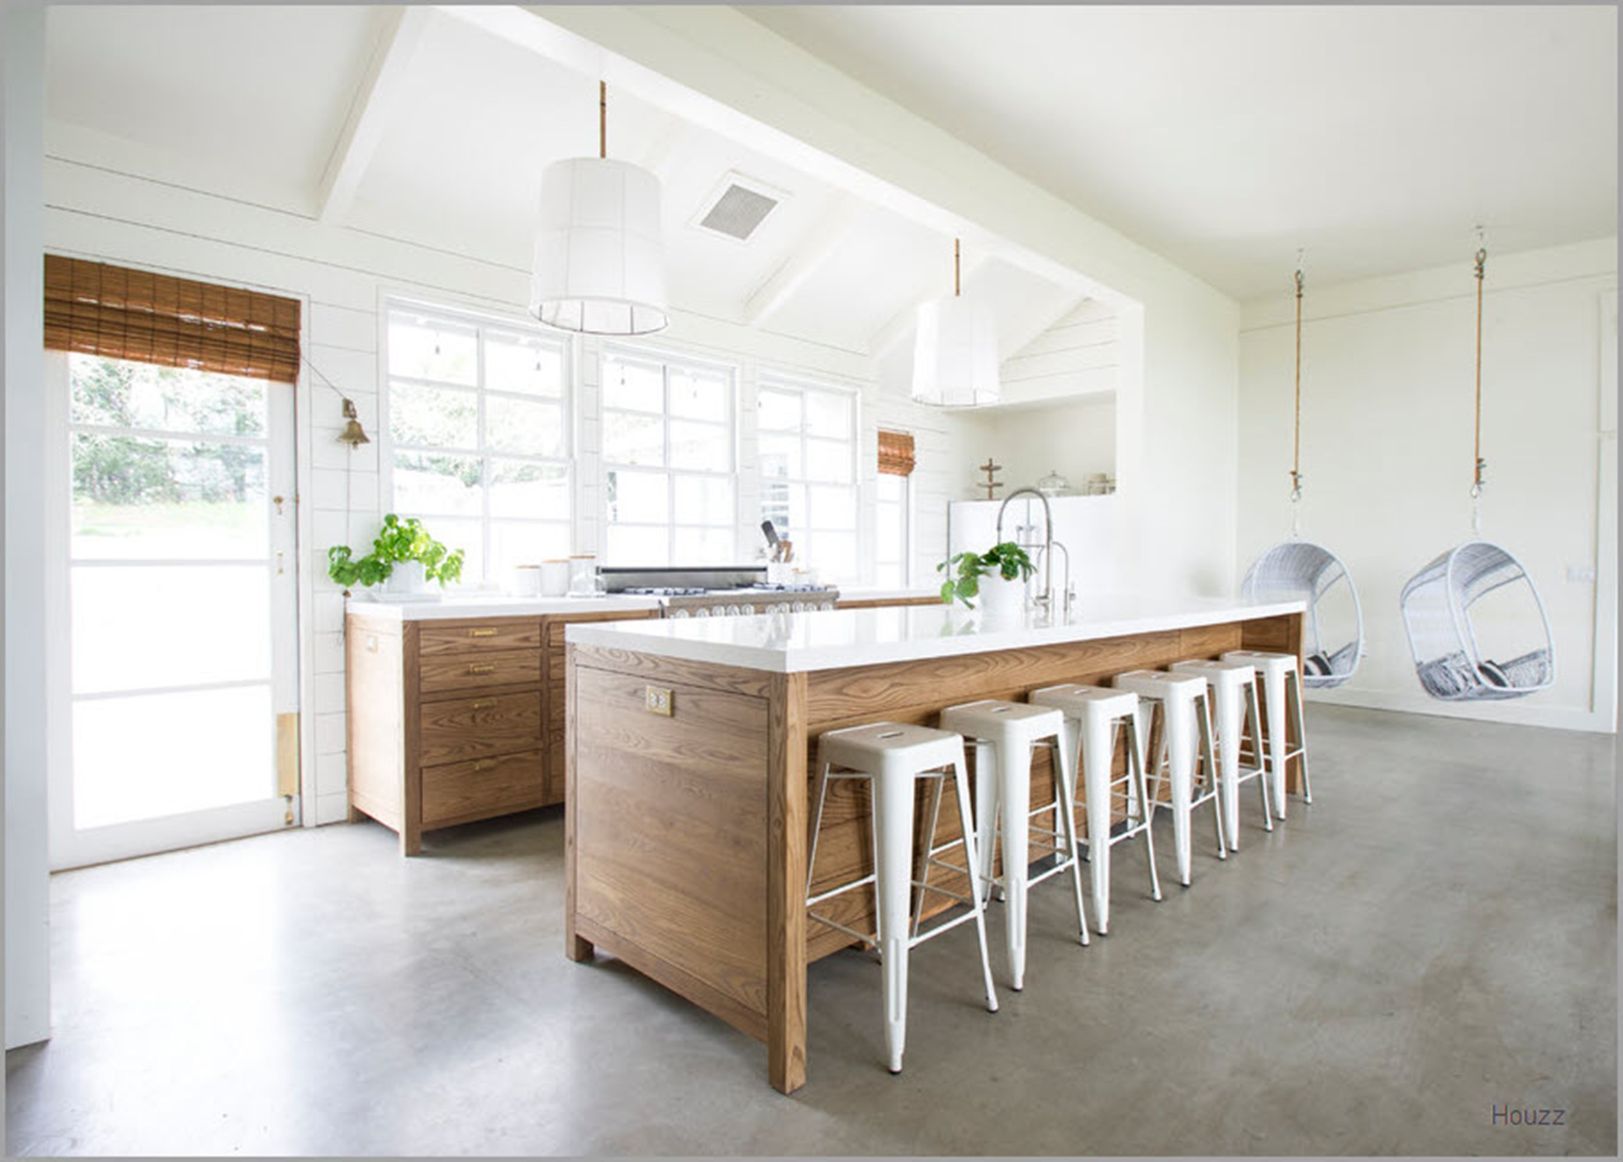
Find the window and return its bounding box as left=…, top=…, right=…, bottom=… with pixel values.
left=874, top=472, right=912, bottom=588
left=601, top=350, right=736, bottom=565
left=384, top=305, right=571, bottom=587
left=758, top=378, right=858, bottom=582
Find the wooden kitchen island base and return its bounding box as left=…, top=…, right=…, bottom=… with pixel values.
left=565, top=601, right=1304, bottom=1093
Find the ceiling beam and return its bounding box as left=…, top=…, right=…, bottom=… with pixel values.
left=865, top=250, right=990, bottom=358
left=998, top=291, right=1091, bottom=363
left=741, top=197, right=859, bottom=328
left=315, top=7, right=432, bottom=224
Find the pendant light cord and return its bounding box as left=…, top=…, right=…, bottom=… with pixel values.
left=953, top=238, right=961, bottom=297
left=599, top=80, right=607, bottom=159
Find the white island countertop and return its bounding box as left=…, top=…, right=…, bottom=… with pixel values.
left=566, top=594, right=1306, bottom=674
left=345, top=594, right=664, bottom=621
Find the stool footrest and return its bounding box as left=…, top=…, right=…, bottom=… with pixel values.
left=808, top=911, right=877, bottom=949
left=807, top=873, right=876, bottom=909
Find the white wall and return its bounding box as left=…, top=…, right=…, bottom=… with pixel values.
left=998, top=298, right=1119, bottom=407
left=1237, top=238, right=1618, bottom=731
left=4, top=0, right=52, bottom=1051
left=40, top=143, right=976, bottom=833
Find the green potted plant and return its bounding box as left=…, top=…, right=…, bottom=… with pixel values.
left=938, top=541, right=1035, bottom=618
left=328, top=514, right=465, bottom=598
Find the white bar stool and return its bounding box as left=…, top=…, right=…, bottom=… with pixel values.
left=1111, top=670, right=1227, bottom=887
left=1221, top=649, right=1312, bottom=811
left=1029, top=683, right=1162, bottom=935
left=1170, top=659, right=1274, bottom=849
left=808, top=722, right=998, bottom=1074
left=938, top=699, right=1085, bottom=992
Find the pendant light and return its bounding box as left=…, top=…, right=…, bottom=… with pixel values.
left=529, top=81, right=669, bottom=336
left=910, top=239, right=999, bottom=407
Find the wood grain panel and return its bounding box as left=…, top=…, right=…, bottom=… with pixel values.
left=421, top=750, right=545, bottom=827
left=418, top=691, right=542, bottom=767
left=767, top=671, right=808, bottom=1094
left=572, top=644, right=773, bottom=698
left=419, top=648, right=541, bottom=694
left=573, top=663, right=770, bottom=1023
left=345, top=615, right=404, bottom=831
left=418, top=618, right=542, bottom=656
left=835, top=596, right=942, bottom=611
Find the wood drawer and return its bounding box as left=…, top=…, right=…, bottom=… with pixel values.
left=419, top=620, right=542, bottom=656
left=421, top=749, right=544, bottom=827
left=419, top=691, right=542, bottom=767
left=420, top=649, right=540, bottom=694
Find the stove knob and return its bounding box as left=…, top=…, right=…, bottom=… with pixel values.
left=671, top=609, right=688, bottom=619
left=695, top=608, right=710, bottom=618
left=741, top=604, right=754, bottom=615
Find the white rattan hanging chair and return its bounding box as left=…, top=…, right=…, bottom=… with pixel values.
left=1239, top=264, right=1365, bottom=689
left=1400, top=244, right=1556, bottom=702
left=1243, top=541, right=1364, bottom=688
left=1401, top=541, right=1554, bottom=700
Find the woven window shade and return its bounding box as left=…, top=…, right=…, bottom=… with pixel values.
left=877, top=429, right=916, bottom=476
left=44, top=256, right=301, bottom=383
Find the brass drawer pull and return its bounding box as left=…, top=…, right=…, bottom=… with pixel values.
left=473, top=758, right=498, bottom=771
left=469, top=699, right=496, bottom=711
left=467, top=663, right=497, bottom=675
left=467, top=628, right=498, bottom=638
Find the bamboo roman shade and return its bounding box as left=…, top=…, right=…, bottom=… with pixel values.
left=877, top=429, right=916, bottom=476
left=44, top=256, right=302, bottom=383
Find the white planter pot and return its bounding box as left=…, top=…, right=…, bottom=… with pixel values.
left=976, top=572, right=1026, bottom=621
left=385, top=559, right=427, bottom=596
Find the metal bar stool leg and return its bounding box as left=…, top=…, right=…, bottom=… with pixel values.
left=872, top=766, right=916, bottom=1074
left=1051, top=728, right=1090, bottom=945
left=1245, top=680, right=1274, bottom=830
left=1125, top=713, right=1163, bottom=902
left=950, top=752, right=999, bottom=1016
left=1289, top=670, right=1313, bottom=804
left=1194, top=691, right=1228, bottom=859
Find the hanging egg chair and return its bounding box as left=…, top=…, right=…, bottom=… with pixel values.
left=1243, top=541, right=1364, bottom=688
left=1401, top=541, right=1554, bottom=700
left=1400, top=244, right=1556, bottom=701
left=1240, top=264, right=1365, bottom=689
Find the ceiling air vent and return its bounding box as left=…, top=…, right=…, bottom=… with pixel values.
left=692, top=173, right=787, bottom=243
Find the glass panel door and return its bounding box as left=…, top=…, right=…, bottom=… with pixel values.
left=48, top=354, right=299, bottom=868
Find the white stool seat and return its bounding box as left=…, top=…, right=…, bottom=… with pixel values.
left=1113, top=669, right=1208, bottom=702
left=809, top=721, right=998, bottom=1074
left=1028, top=682, right=1137, bottom=721
left=1030, top=684, right=1162, bottom=934
left=1111, top=669, right=1227, bottom=886
left=1171, top=659, right=1273, bottom=848
left=819, top=722, right=962, bottom=775
left=940, top=698, right=1085, bottom=991
left=1222, top=649, right=1312, bottom=810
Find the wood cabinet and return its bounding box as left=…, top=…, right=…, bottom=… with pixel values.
left=346, top=607, right=655, bottom=855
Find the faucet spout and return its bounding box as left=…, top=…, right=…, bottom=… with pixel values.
left=995, top=486, right=1055, bottom=612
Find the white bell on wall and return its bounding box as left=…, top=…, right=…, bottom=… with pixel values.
left=529, top=84, right=669, bottom=336
left=911, top=238, right=999, bottom=407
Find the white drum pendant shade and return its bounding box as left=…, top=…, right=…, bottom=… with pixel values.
left=911, top=294, right=1000, bottom=407
left=529, top=157, right=668, bottom=336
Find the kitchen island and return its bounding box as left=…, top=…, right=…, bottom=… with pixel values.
left=563, top=595, right=1306, bottom=1093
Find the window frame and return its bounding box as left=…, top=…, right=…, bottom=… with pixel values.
left=755, top=373, right=861, bottom=583
left=380, top=299, right=574, bottom=590
left=599, top=344, right=740, bottom=567
left=873, top=469, right=914, bottom=589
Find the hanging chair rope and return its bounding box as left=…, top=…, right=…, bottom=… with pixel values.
left=1471, top=245, right=1487, bottom=534
left=1288, top=261, right=1305, bottom=537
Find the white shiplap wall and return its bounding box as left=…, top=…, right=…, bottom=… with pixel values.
left=42, top=152, right=977, bottom=829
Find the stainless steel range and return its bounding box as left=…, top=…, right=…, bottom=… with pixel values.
left=599, top=567, right=838, bottom=619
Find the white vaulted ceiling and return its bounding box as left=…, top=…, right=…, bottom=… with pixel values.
left=42, top=4, right=1088, bottom=376
left=747, top=4, right=1619, bottom=300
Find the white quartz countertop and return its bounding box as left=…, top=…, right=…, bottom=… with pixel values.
left=345, top=594, right=664, bottom=621
left=566, top=594, right=1306, bottom=673
left=835, top=587, right=941, bottom=603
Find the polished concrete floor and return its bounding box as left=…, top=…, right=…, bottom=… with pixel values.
left=6, top=705, right=1616, bottom=1156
